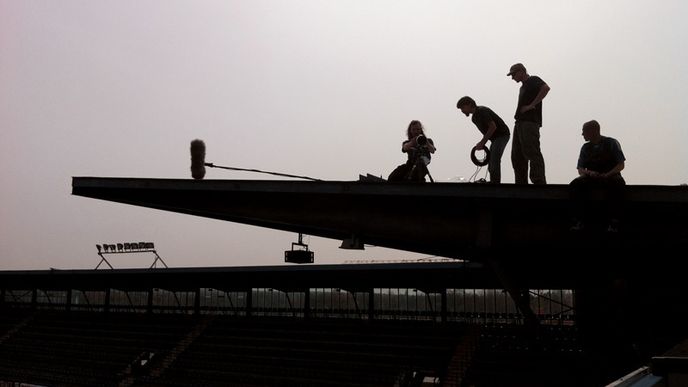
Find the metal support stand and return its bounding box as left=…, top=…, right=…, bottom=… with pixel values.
left=149, top=251, right=168, bottom=269
left=95, top=245, right=168, bottom=270
left=95, top=253, right=114, bottom=270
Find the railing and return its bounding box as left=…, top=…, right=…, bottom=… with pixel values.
left=2, top=287, right=575, bottom=325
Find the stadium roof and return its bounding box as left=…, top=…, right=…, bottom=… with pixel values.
left=71, top=177, right=688, bottom=279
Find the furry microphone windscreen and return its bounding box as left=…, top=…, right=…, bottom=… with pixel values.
left=190, top=139, right=206, bottom=180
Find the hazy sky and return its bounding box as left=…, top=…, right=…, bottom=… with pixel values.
left=2, top=1, right=687, bottom=270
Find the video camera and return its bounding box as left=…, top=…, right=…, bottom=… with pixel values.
left=416, top=134, right=428, bottom=147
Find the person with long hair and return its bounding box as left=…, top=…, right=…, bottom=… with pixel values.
left=388, top=120, right=436, bottom=182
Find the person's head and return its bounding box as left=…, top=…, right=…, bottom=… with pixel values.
left=582, top=120, right=601, bottom=142
left=407, top=120, right=424, bottom=139
left=456, top=96, right=477, bottom=117
left=507, top=63, right=528, bottom=83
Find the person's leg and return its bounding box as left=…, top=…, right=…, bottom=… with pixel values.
left=410, top=160, right=428, bottom=182
left=605, top=177, right=626, bottom=231
left=569, top=176, right=592, bottom=230
left=388, top=164, right=410, bottom=182
left=519, top=121, right=546, bottom=184
left=511, top=123, right=528, bottom=184
left=488, top=135, right=509, bottom=183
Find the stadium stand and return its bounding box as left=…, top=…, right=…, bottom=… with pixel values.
left=0, top=262, right=655, bottom=386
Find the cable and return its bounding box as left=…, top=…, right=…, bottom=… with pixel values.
left=470, top=145, right=490, bottom=167
left=468, top=165, right=482, bottom=182
left=467, top=164, right=489, bottom=183
left=205, top=163, right=321, bottom=181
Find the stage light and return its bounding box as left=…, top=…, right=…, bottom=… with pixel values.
left=285, top=233, right=314, bottom=264
left=96, top=245, right=102, bottom=253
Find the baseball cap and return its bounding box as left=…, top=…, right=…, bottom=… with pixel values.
left=507, top=63, right=526, bottom=76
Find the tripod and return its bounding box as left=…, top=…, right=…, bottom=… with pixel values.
left=404, top=149, right=434, bottom=183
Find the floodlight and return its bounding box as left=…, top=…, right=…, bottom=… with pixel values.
left=93, top=240, right=166, bottom=269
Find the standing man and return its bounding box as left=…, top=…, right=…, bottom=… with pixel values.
left=507, top=63, right=550, bottom=184
left=456, top=96, right=510, bottom=183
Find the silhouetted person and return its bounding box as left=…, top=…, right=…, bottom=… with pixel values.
left=570, top=120, right=626, bottom=232
left=388, top=120, right=436, bottom=182
left=507, top=63, right=550, bottom=184
left=457, top=96, right=511, bottom=183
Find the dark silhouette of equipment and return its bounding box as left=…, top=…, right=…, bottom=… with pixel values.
left=190, top=139, right=206, bottom=180
left=285, top=233, right=314, bottom=264
left=190, top=139, right=320, bottom=181
left=388, top=135, right=434, bottom=183
left=471, top=145, right=490, bottom=167
left=407, top=136, right=434, bottom=182
left=95, top=242, right=167, bottom=269
left=416, top=134, right=428, bottom=147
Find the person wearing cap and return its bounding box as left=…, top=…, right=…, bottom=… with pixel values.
left=507, top=63, right=550, bottom=184
left=569, top=120, right=626, bottom=232
left=456, top=96, right=510, bottom=183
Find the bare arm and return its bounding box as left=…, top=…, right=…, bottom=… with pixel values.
left=476, top=121, right=497, bottom=149
left=402, top=140, right=414, bottom=152
left=578, top=161, right=625, bottom=178
left=427, top=140, right=436, bottom=154
left=521, top=83, right=550, bottom=113
left=602, top=161, right=625, bottom=178
left=578, top=167, right=598, bottom=177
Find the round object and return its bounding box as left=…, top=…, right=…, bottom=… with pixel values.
left=470, top=146, right=490, bottom=167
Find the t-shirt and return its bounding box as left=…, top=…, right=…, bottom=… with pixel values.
left=577, top=136, right=626, bottom=176
left=515, top=75, right=546, bottom=126
left=472, top=106, right=510, bottom=140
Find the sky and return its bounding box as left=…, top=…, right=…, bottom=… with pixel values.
left=2, top=0, right=688, bottom=270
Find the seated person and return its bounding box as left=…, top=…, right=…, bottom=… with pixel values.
left=388, top=120, right=436, bottom=182
left=570, top=120, right=626, bottom=231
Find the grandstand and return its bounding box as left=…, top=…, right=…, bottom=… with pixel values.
left=2, top=177, right=686, bottom=385
left=1, top=262, right=592, bottom=386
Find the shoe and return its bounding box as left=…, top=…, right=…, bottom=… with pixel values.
left=569, top=220, right=584, bottom=232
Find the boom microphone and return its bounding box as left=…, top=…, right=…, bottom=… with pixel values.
left=190, top=139, right=206, bottom=179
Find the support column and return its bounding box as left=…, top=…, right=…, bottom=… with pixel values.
left=194, top=288, right=201, bottom=315
left=66, top=289, right=72, bottom=312
left=246, top=289, right=252, bottom=317
left=368, top=288, right=375, bottom=321
left=104, top=288, right=111, bottom=313
left=147, top=288, right=154, bottom=314
left=304, top=288, right=310, bottom=319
